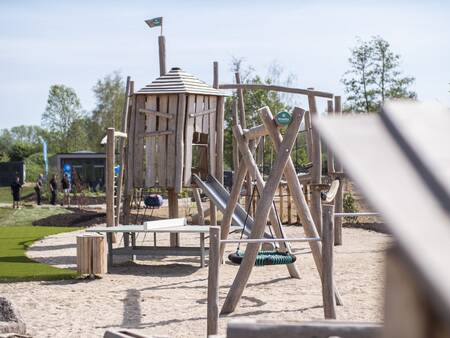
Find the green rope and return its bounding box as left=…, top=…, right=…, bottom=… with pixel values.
left=229, top=251, right=296, bottom=266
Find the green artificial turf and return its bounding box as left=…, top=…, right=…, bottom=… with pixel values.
left=0, top=207, right=80, bottom=282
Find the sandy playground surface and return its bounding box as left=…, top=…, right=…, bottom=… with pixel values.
left=1, top=225, right=390, bottom=338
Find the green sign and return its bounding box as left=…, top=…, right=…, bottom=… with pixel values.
left=275, top=111, right=292, bottom=126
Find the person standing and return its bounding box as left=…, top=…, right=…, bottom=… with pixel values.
left=49, top=174, right=57, bottom=205
left=34, top=174, right=43, bottom=205
left=10, top=175, right=22, bottom=209
left=61, top=173, right=71, bottom=206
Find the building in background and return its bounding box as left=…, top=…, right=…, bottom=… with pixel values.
left=50, top=151, right=106, bottom=189
left=0, top=161, right=25, bottom=186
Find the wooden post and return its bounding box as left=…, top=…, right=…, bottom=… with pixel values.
left=308, top=90, right=323, bottom=236
left=219, top=162, right=247, bottom=257
left=158, top=35, right=166, bottom=76
left=221, top=108, right=302, bottom=314
left=106, top=128, right=115, bottom=228
left=305, top=110, right=313, bottom=163
left=279, top=185, right=284, bottom=224
left=260, top=107, right=343, bottom=306
left=122, top=81, right=134, bottom=227
left=115, top=77, right=131, bottom=226
left=334, top=96, right=344, bottom=246
left=192, top=188, right=205, bottom=225
left=322, top=204, right=336, bottom=319
left=235, top=72, right=252, bottom=216
left=215, top=97, right=224, bottom=184
left=207, top=226, right=221, bottom=336
left=326, top=100, right=335, bottom=176
left=287, top=185, right=292, bottom=225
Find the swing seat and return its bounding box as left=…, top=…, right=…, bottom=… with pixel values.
left=144, top=194, right=163, bottom=208
left=228, top=250, right=297, bottom=266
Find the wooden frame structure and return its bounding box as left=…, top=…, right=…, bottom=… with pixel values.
left=206, top=106, right=343, bottom=336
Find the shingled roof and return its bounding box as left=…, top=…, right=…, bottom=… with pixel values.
left=137, top=67, right=226, bottom=96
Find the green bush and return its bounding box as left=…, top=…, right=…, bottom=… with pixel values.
left=343, top=192, right=358, bottom=223
left=8, top=142, right=39, bottom=161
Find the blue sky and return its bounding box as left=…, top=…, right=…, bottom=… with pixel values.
left=1, top=0, right=449, bottom=129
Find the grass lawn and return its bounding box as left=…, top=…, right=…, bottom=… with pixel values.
left=0, top=185, right=35, bottom=204
left=0, top=207, right=81, bottom=282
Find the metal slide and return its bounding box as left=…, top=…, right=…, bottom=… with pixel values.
left=192, top=174, right=272, bottom=238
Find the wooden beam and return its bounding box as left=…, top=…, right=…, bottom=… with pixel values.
left=326, top=100, right=335, bottom=175
left=308, top=90, right=323, bottom=235
left=322, top=204, right=337, bottom=319
left=334, top=96, right=344, bottom=246
left=243, top=122, right=281, bottom=140
left=221, top=108, right=302, bottom=314
left=188, top=108, right=216, bottom=118
left=139, top=108, right=174, bottom=119
left=141, top=130, right=174, bottom=137
left=219, top=83, right=334, bottom=99
left=227, top=320, right=382, bottom=338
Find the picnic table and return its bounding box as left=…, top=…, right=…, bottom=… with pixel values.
left=86, top=218, right=210, bottom=271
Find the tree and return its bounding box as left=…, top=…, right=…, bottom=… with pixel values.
left=342, top=36, right=416, bottom=112
left=92, top=71, right=125, bottom=132
left=222, top=59, right=305, bottom=170
left=8, top=142, right=37, bottom=161
left=42, top=85, right=84, bottom=152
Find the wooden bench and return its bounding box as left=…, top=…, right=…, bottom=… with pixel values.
left=86, top=218, right=210, bottom=271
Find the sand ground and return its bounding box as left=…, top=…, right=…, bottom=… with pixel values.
left=1, top=226, right=390, bottom=338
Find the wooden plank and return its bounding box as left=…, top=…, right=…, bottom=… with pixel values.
left=260, top=107, right=343, bottom=305
left=215, top=96, right=225, bottom=184
left=243, top=123, right=281, bottom=140
left=279, top=185, right=284, bottom=223
left=142, top=130, right=173, bottom=137
left=157, top=95, right=169, bottom=186
left=183, top=95, right=195, bottom=186
left=188, top=108, right=216, bottom=118
left=221, top=109, right=302, bottom=314
left=227, top=320, right=382, bottom=338
left=202, top=96, right=210, bottom=134
left=166, top=95, right=178, bottom=188
left=145, top=95, right=157, bottom=187
left=322, top=204, right=336, bottom=319
left=308, top=91, right=323, bottom=235
left=232, top=101, right=240, bottom=171
left=175, top=94, right=187, bottom=192
left=133, top=95, right=146, bottom=187
left=219, top=83, right=334, bottom=98
left=213, top=61, right=219, bottom=89
left=139, top=108, right=173, bottom=119
left=195, top=95, right=204, bottom=133
left=207, top=226, right=220, bottom=336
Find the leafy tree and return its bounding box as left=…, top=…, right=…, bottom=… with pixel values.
left=92, top=71, right=125, bottom=132
left=342, top=36, right=416, bottom=112
left=0, top=129, right=13, bottom=162
left=223, top=59, right=307, bottom=170
left=42, top=85, right=84, bottom=152
left=8, top=142, right=38, bottom=161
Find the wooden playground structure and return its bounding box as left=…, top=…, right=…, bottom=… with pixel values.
left=96, top=24, right=450, bottom=338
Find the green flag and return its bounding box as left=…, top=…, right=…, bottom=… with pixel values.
left=145, top=17, right=163, bottom=28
